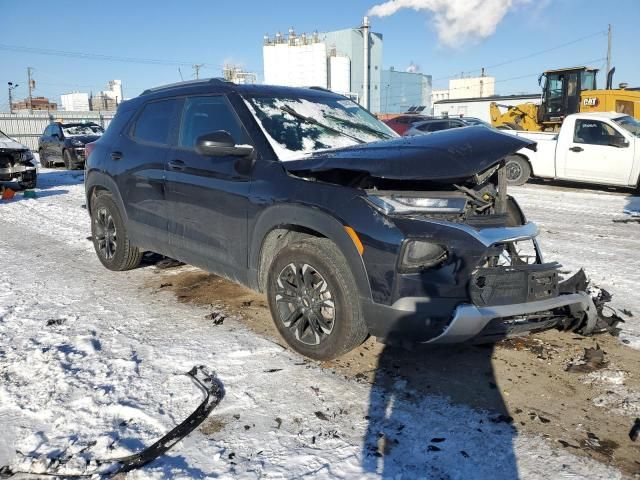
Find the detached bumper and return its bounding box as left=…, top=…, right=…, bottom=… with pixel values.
left=426, top=292, right=596, bottom=344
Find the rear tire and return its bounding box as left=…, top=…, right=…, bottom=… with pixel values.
left=91, top=193, right=142, bottom=271
left=504, top=155, right=531, bottom=186
left=266, top=238, right=368, bottom=360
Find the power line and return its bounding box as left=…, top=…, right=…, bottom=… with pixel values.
left=0, top=43, right=200, bottom=66
left=432, top=29, right=607, bottom=85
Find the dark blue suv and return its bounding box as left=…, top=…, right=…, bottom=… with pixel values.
left=85, top=78, right=603, bottom=359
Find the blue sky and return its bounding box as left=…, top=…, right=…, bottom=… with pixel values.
left=1, top=0, right=638, bottom=110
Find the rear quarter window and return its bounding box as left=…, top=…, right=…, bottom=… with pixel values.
left=132, top=99, right=179, bottom=145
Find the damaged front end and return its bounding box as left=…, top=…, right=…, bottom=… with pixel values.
left=283, top=127, right=621, bottom=344
left=0, top=147, right=37, bottom=188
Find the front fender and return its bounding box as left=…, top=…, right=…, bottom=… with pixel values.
left=248, top=203, right=372, bottom=299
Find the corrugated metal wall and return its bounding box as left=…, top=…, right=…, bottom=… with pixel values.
left=0, top=112, right=115, bottom=151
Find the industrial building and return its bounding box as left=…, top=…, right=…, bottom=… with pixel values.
left=59, top=80, right=123, bottom=112
left=381, top=68, right=432, bottom=115
left=432, top=74, right=496, bottom=103
left=61, top=92, right=90, bottom=112
left=11, top=96, right=57, bottom=112
left=222, top=65, right=258, bottom=84
left=433, top=93, right=540, bottom=122
left=262, top=19, right=431, bottom=114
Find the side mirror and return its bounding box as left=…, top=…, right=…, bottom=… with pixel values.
left=609, top=136, right=629, bottom=148
left=52, top=133, right=60, bottom=139
left=195, top=131, right=254, bottom=157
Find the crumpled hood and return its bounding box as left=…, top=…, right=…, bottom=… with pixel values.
left=283, top=126, right=536, bottom=182
left=0, top=137, right=28, bottom=151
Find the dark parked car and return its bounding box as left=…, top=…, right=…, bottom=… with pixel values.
left=0, top=129, right=37, bottom=189
left=85, top=79, right=602, bottom=360
left=405, top=116, right=492, bottom=136
left=39, top=122, right=104, bottom=169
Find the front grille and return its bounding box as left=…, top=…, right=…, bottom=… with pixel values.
left=470, top=265, right=559, bottom=307
left=471, top=238, right=559, bottom=307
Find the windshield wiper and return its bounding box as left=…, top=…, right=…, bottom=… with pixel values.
left=280, top=105, right=365, bottom=144
left=325, top=114, right=395, bottom=140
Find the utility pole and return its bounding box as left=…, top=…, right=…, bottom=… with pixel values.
left=606, top=24, right=612, bottom=76
left=192, top=64, right=204, bottom=79
left=27, top=67, right=35, bottom=113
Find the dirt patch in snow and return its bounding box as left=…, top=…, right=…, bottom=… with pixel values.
left=147, top=269, right=640, bottom=475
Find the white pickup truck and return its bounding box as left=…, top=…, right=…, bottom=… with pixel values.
left=503, top=112, right=640, bottom=189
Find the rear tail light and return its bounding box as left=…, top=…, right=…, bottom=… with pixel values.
left=85, top=141, right=97, bottom=160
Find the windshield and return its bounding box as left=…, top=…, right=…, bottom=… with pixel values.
left=614, top=116, right=640, bottom=137
left=243, top=94, right=397, bottom=160
left=0, top=129, right=12, bottom=141
left=62, top=124, right=104, bottom=137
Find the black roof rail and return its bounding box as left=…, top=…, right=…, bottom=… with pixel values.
left=141, top=77, right=233, bottom=95
left=308, top=86, right=332, bottom=92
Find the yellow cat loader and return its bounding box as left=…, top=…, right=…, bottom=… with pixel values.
left=490, top=66, right=640, bottom=131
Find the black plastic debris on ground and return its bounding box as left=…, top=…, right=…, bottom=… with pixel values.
left=205, top=312, right=226, bottom=325
left=46, top=318, right=66, bottom=327
left=155, top=257, right=185, bottom=270
left=314, top=411, right=329, bottom=421
left=0, top=366, right=224, bottom=478
left=630, top=418, right=640, bottom=442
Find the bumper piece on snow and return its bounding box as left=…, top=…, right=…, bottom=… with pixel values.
left=0, top=366, right=224, bottom=479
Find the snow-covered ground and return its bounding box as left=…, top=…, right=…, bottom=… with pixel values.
left=0, top=170, right=636, bottom=479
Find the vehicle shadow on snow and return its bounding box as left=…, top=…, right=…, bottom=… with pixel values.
left=37, top=169, right=85, bottom=188
left=623, top=195, right=640, bottom=217
left=362, top=338, right=518, bottom=478
left=0, top=184, right=69, bottom=202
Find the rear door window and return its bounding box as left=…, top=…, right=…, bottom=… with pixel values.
left=178, top=96, right=249, bottom=149
left=133, top=99, right=179, bottom=145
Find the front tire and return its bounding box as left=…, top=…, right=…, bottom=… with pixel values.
left=39, top=149, right=49, bottom=168
left=91, top=193, right=142, bottom=271
left=63, top=150, right=77, bottom=170
left=504, top=155, right=531, bottom=186
left=266, top=238, right=368, bottom=360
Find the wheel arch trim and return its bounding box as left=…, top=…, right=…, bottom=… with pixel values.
left=249, top=204, right=372, bottom=299
left=85, top=171, right=127, bottom=221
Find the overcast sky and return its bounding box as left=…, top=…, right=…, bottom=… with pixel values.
left=1, top=0, right=638, bottom=109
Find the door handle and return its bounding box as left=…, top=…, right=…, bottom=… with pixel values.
left=168, top=159, right=186, bottom=171
left=569, top=146, right=583, bottom=152
left=111, top=151, right=123, bottom=160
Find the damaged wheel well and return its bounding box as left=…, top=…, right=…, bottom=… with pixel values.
left=257, top=226, right=325, bottom=293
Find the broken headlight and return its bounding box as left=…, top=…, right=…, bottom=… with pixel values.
left=399, top=239, right=448, bottom=271
left=366, top=194, right=467, bottom=215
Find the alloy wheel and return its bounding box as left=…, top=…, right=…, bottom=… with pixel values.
left=505, top=160, right=523, bottom=182
left=274, top=262, right=335, bottom=346
left=94, top=207, right=117, bottom=260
